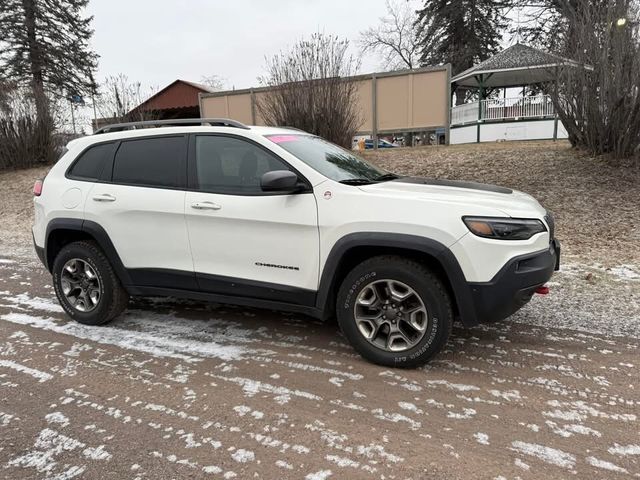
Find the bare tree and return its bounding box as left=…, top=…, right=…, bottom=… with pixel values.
left=257, top=33, right=361, bottom=148
left=359, top=0, right=422, bottom=70
left=552, top=0, right=640, bottom=160
left=199, top=74, right=227, bottom=91
left=95, top=74, right=159, bottom=124
left=0, top=82, right=58, bottom=169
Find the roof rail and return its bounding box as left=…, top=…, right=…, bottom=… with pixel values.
left=93, top=118, right=250, bottom=134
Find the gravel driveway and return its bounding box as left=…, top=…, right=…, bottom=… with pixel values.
left=0, top=255, right=639, bottom=479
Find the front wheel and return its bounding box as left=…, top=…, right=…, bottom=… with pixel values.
left=52, top=240, right=129, bottom=325
left=336, top=255, right=452, bottom=368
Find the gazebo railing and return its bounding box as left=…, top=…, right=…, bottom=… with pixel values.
left=451, top=94, right=556, bottom=126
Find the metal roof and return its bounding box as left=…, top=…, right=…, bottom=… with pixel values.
left=451, top=43, right=585, bottom=88
left=130, top=79, right=217, bottom=113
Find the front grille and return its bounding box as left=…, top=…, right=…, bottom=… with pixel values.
left=544, top=212, right=555, bottom=240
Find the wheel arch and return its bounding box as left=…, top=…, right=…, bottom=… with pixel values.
left=45, top=219, right=132, bottom=286
left=316, top=233, right=478, bottom=326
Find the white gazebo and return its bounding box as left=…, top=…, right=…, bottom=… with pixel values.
left=449, top=43, right=583, bottom=144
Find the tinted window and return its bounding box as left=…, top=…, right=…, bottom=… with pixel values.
left=68, top=143, right=112, bottom=180
left=195, top=136, right=291, bottom=194
left=113, top=136, right=184, bottom=188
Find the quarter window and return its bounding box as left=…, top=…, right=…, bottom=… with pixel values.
left=68, top=143, right=113, bottom=180
left=195, top=136, right=292, bottom=194
left=112, top=136, right=184, bottom=188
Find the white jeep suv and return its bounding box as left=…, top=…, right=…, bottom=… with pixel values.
left=32, top=118, right=559, bottom=367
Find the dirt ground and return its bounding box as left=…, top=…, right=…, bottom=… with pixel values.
left=0, top=141, right=639, bottom=479
left=0, top=259, right=639, bottom=479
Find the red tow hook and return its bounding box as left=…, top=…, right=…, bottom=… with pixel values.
left=535, top=285, right=550, bottom=295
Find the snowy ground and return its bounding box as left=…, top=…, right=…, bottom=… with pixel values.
left=0, top=253, right=638, bottom=479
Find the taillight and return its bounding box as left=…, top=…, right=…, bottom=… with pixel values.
left=33, top=179, right=43, bottom=197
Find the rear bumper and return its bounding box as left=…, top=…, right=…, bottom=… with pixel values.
left=467, top=239, right=560, bottom=323
left=32, top=231, right=47, bottom=270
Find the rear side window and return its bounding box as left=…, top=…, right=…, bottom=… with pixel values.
left=112, top=136, right=185, bottom=188
left=68, top=143, right=113, bottom=180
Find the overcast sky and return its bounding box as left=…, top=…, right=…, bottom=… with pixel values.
left=86, top=0, right=394, bottom=92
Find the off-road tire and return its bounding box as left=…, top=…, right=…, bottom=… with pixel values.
left=336, top=255, right=453, bottom=368
left=52, top=240, right=129, bottom=325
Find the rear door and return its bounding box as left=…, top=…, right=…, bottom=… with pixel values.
left=185, top=134, right=319, bottom=304
left=84, top=134, right=196, bottom=289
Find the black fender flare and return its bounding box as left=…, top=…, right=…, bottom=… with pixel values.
left=315, top=232, right=478, bottom=326
left=45, top=218, right=132, bottom=286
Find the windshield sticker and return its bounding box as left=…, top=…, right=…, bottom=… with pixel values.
left=267, top=135, right=299, bottom=144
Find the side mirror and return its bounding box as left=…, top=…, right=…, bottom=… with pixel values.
left=261, top=170, right=300, bottom=192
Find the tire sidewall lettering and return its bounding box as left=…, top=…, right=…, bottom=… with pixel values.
left=343, top=271, right=376, bottom=310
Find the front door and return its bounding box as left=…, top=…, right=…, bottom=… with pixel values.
left=185, top=134, right=319, bottom=305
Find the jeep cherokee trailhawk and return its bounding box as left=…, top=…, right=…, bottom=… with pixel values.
left=32, top=118, right=560, bottom=367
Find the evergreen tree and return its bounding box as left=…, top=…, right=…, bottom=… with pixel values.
left=0, top=0, right=98, bottom=120
left=415, top=0, right=509, bottom=103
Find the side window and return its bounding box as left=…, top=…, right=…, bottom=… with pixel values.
left=195, top=136, right=292, bottom=194
left=68, top=143, right=113, bottom=180
left=112, top=136, right=184, bottom=188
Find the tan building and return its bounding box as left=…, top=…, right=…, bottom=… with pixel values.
left=199, top=65, right=451, bottom=144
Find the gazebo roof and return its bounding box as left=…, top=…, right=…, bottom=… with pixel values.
left=451, top=43, right=583, bottom=88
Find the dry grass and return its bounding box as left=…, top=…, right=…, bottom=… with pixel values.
left=1, top=141, right=638, bottom=266
left=0, top=165, right=49, bottom=256
left=363, top=140, right=640, bottom=265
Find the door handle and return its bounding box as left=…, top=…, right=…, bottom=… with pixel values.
left=92, top=194, right=116, bottom=202
left=191, top=201, right=221, bottom=211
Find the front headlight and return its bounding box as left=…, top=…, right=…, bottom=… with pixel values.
left=462, top=216, right=547, bottom=240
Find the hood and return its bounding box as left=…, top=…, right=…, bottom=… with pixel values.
left=358, top=177, right=547, bottom=218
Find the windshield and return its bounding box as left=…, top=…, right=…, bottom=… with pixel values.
left=266, top=134, right=390, bottom=183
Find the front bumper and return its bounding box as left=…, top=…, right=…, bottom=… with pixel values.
left=467, top=239, right=560, bottom=323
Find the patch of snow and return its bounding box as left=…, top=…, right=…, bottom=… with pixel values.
left=230, top=449, right=254, bottom=463
left=328, top=377, right=343, bottom=387
left=425, top=379, right=480, bottom=392
left=325, top=454, right=359, bottom=468
left=511, top=441, right=576, bottom=469
left=371, top=408, right=421, bottom=430
left=0, top=359, right=52, bottom=382
left=447, top=408, right=476, bottom=420
left=276, top=460, right=293, bottom=470
left=398, top=402, right=423, bottom=414
left=209, top=374, right=321, bottom=404
left=45, top=412, right=69, bottom=427
left=2, top=293, right=63, bottom=313
left=488, top=389, right=522, bottom=401
left=202, top=465, right=222, bottom=474
left=8, top=428, right=86, bottom=478
left=608, top=444, right=640, bottom=456
left=586, top=456, right=627, bottom=473
left=0, top=411, right=17, bottom=426
left=1, top=312, right=247, bottom=363
left=608, top=265, right=640, bottom=281
left=233, top=405, right=251, bottom=416
left=83, top=445, right=112, bottom=460
left=514, top=458, right=529, bottom=470
left=305, top=470, right=332, bottom=480
left=473, top=432, right=489, bottom=445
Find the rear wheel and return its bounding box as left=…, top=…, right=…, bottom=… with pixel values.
left=52, top=241, right=129, bottom=325
left=336, top=255, right=452, bottom=368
